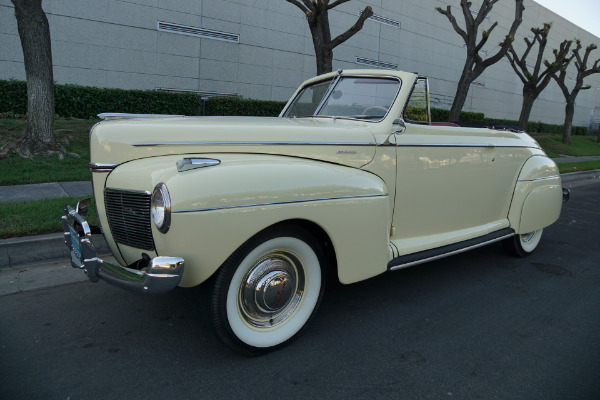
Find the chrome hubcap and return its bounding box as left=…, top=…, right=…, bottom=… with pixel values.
left=521, top=232, right=535, bottom=243
left=239, top=251, right=305, bottom=328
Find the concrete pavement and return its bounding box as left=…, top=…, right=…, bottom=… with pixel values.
left=0, top=181, right=92, bottom=202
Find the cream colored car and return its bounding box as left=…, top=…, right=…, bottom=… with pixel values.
left=62, top=69, right=566, bottom=355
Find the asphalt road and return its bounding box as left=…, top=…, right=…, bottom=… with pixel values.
left=1, top=181, right=599, bottom=400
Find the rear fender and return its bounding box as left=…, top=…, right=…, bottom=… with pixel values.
left=508, top=155, right=563, bottom=234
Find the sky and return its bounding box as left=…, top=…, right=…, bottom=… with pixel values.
left=534, top=0, right=600, bottom=38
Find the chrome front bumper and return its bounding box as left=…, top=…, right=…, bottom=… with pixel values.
left=61, top=200, right=184, bottom=295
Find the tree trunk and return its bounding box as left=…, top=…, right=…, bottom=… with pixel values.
left=314, top=44, right=333, bottom=76
left=518, top=88, right=539, bottom=130
left=310, top=13, right=334, bottom=76
left=10, top=0, right=62, bottom=157
left=448, top=61, right=476, bottom=121
left=562, top=100, right=575, bottom=145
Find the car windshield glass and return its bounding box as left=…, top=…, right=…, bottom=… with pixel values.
left=284, top=79, right=333, bottom=118
left=284, top=76, right=401, bottom=121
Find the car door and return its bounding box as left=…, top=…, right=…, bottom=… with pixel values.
left=390, top=79, right=505, bottom=255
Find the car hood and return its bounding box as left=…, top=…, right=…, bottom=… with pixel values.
left=90, top=116, right=377, bottom=169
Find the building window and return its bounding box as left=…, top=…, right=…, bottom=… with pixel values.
left=157, top=21, right=239, bottom=43
left=356, top=57, right=398, bottom=70
left=359, top=10, right=401, bottom=28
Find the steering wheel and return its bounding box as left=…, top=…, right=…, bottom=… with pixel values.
left=362, top=105, right=388, bottom=116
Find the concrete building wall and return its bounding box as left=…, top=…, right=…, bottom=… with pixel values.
left=1, top=0, right=599, bottom=127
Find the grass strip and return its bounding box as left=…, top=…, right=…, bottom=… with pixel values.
left=556, top=160, right=600, bottom=174
left=534, top=135, right=600, bottom=158
left=0, top=196, right=98, bottom=239
left=0, top=119, right=94, bottom=185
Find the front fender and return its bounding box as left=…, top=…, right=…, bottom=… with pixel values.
left=105, top=154, right=391, bottom=286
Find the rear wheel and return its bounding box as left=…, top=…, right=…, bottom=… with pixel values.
left=209, top=225, right=326, bottom=355
left=503, top=229, right=543, bottom=257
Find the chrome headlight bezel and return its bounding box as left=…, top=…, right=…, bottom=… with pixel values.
left=151, top=183, right=171, bottom=234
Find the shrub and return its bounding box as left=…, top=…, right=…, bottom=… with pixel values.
left=430, top=107, right=449, bottom=121
left=1, top=80, right=203, bottom=118
left=0, top=79, right=27, bottom=115
left=430, top=107, right=485, bottom=122
left=526, top=121, right=541, bottom=134
left=53, top=84, right=203, bottom=118
left=207, top=97, right=286, bottom=117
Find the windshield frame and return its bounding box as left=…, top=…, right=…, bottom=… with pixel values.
left=282, top=74, right=403, bottom=123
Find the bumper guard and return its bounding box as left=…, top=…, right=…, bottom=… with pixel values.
left=61, top=200, right=184, bottom=294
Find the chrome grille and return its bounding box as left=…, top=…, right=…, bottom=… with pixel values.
left=104, top=188, right=155, bottom=251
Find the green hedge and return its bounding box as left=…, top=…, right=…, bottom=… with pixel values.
left=207, top=97, right=285, bottom=117
left=0, top=79, right=27, bottom=116
left=0, top=79, right=203, bottom=118
left=55, top=84, right=203, bottom=118
left=430, top=107, right=485, bottom=122
left=0, top=79, right=589, bottom=134
left=524, top=120, right=587, bottom=135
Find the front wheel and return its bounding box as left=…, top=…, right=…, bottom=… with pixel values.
left=503, top=229, right=543, bottom=257
left=209, top=226, right=326, bottom=355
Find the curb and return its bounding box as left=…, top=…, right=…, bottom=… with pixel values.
left=0, top=232, right=110, bottom=270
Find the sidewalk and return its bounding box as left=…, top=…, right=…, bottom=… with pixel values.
left=0, top=181, right=92, bottom=202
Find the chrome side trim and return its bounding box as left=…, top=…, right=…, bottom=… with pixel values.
left=518, top=175, right=560, bottom=182
left=397, top=143, right=500, bottom=148
left=173, top=193, right=387, bottom=213
left=389, top=233, right=514, bottom=271
left=98, top=113, right=185, bottom=120
left=133, top=141, right=376, bottom=147
left=396, top=143, right=540, bottom=149
left=90, top=163, right=118, bottom=172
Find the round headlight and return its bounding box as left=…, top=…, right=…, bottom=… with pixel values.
left=151, top=183, right=171, bottom=233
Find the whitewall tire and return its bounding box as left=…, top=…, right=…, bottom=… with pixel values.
left=503, top=229, right=543, bottom=257
left=209, top=225, right=326, bottom=355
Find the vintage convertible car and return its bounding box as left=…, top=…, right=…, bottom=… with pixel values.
left=62, top=69, right=567, bottom=355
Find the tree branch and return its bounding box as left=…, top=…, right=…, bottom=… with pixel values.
left=327, top=5, right=372, bottom=50
left=460, top=0, right=474, bottom=35
left=436, top=5, right=468, bottom=44
left=285, top=0, right=310, bottom=13
left=481, top=0, right=524, bottom=68
left=327, top=0, right=351, bottom=10
left=474, top=21, right=497, bottom=55
left=506, top=48, right=529, bottom=85
left=474, top=0, right=499, bottom=26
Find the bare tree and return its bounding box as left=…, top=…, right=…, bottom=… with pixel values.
left=437, top=0, right=524, bottom=121
left=505, top=23, right=572, bottom=130
left=552, top=41, right=600, bottom=145
left=3, top=0, right=65, bottom=158
left=286, top=0, right=373, bottom=75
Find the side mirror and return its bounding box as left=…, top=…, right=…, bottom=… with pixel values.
left=392, top=118, right=406, bottom=134
left=76, top=198, right=91, bottom=217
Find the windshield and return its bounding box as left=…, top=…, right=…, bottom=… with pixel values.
left=283, top=76, right=401, bottom=121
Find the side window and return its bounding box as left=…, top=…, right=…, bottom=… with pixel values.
left=404, top=78, right=429, bottom=124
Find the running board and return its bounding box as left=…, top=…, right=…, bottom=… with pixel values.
left=388, top=228, right=515, bottom=271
